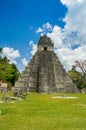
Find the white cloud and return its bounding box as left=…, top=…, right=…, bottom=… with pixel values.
left=29, top=40, right=37, bottom=55
left=1, top=47, right=20, bottom=64
left=31, top=44, right=37, bottom=55
left=43, top=22, right=52, bottom=30
left=55, top=45, right=86, bottom=71
left=61, top=0, right=84, bottom=7
left=47, top=26, right=64, bottom=49
left=47, top=0, right=86, bottom=71
left=34, top=0, right=86, bottom=71
left=36, top=28, right=43, bottom=33
left=21, top=58, right=28, bottom=66
left=62, top=0, right=86, bottom=46
left=29, top=40, right=34, bottom=46
left=36, top=22, right=53, bottom=35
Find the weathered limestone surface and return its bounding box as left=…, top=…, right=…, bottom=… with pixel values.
left=14, top=36, right=77, bottom=93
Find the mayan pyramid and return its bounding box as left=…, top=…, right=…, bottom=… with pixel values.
left=14, top=36, right=77, bottom=93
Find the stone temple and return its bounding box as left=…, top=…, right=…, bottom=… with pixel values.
left=14, top=36, right=77, bottom=93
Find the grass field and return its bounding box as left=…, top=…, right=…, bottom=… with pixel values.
left=0, top=92, right=86, bottom=130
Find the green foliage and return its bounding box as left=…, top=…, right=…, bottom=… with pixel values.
left=0, top=93, right=86, bottom=130
left=0, top=51, right=19, bottom=88
left=0, top=48, right=2, bottom=56
left=68, top=69, right=86, bottom=91
left=68, top=69, right=81, bottom=82
left=5, top=63, right=19, bottom=86
left=71, top=60, right=86, bottom=91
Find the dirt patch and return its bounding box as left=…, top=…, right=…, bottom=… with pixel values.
left=52, top=96, right=78, bottom=99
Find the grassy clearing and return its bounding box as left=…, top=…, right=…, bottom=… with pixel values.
left=0, top=93, right=86, bottom=130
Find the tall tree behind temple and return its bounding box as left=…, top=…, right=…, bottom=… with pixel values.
left=0, top=48, right=19, bottom=88
left=68, top=60, right=86, bottom=92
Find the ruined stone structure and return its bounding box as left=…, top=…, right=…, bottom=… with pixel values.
left=14, top=36, right=77, bottom=93
left=0, top=82, right=7, bottom=93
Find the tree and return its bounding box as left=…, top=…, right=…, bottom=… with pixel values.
left=72, top=60, right=86, bottom=74
left=0, top=48, right=3, bottom=58
left=0, top=48, right=2, bottom=53
left=69, top=60, right=86, bottom=91
left=68, top=69, right=83, bottom=91
left=5, top=63, right=19, bottom=86
left=0, top=51, right=19, bottom=89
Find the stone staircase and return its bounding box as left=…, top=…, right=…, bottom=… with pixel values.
left=14, top=36, right=78, bottom=94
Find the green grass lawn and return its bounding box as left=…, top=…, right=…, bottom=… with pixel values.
left=0, top=92, right=86, bottom=130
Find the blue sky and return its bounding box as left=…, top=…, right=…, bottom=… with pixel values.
left=0, top=0, right=66, bottom=43
left=0, top=0, right=86, bottom=72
